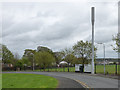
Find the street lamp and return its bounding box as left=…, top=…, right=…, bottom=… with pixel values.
left=97, top=43, right=106, bottom=75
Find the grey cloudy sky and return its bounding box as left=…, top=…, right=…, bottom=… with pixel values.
left=1, top=1, right=118, bottom=58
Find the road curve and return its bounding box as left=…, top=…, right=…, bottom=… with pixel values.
left=3, top=72, right=84, bottom=88
left=3, top=72, right=119, bottom=89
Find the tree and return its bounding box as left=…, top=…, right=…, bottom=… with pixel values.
left=23, top=49, right=36, bottom=69
left=53, top=52, right=63, bottom=67
left=37, top=46, right=53, bottom=54
left=21, top=57, right=31, bottom=66
left=14, top=60, right=23, bottom=70
left=2, top=44, right=14, bottom=64
left=23, top=49, right=36, bottom=57
left=62, top=48, right=73, bottom=57
left=73, top=40, right=97, bottom=67
left=35, top=51, right=55, bottom=71
left=14, top=52, right=20, bottom=60
left=21, top=57, right=32, bottom=71
left=64, top=53, right=77, bottom=72
left=11, top=52, right=20, bottom=70
left=62, top=48, right=75, bottom=72
left=112, top=33, right=120, bottom=53
left=0, top=44, right=2, bottom=61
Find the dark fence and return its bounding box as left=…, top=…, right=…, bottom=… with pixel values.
left=2, top=64, right=120, bottom=75
left=95, top=64, right=120, bottom=75
left=2, top=66, right=32, bottom=71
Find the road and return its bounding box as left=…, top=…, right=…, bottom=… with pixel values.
left=3, top=72, right=119, bottom=89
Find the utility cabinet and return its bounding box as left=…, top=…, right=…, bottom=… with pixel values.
left=84, top=64, right=91, bottom=73
left=75, top=64, right=83, bottom=73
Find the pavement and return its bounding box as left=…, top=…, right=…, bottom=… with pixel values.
left=3, top=71, right=119, bottom=89
left=94, top=74, right=119, bottom=80
left=53, top=76, right=83, bottom=88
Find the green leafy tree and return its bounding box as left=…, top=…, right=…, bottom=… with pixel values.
left=2, top=44, right=14, bottom=64
left=73, top=40, right=97, bottom=67
left=53, top=52, right=63, bottom=67
left=62, top=48, right=75, bottom=72
left=74, top=57, right=90, bottom=64
left=37, top=46, right=53, bottom=54
left=0, top=44, right=2, bottom=66
left=23, top=49, right=36, bottom=69
left=35, top=51, right=55, bottom=71
left=64, top=53, right=77, bottom=72
left=36, top=46, right=55, bottom=71
left=14, top=60, right=23, bottom=70
left=12, top=53, right=20, bottom=64
left=11, top=53, right=21, bottom=70
left=0, top=44, right=2, bottom=60
left=21, top=57, right=31, bottom=66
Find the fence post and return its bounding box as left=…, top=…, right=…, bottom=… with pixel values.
left=95, top=63, right=96, bottom=74
left=115, top=64, right=117, bottom=75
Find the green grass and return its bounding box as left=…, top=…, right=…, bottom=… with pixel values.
left=96, top=65, right=120, bottom=74
left=35, top=65, right=120, bottom=75
left=2, top=73, right=58, bottom=88
left=0, top=73, right=2, bottom=89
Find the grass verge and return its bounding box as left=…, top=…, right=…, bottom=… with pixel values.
left=2, top=73, right=58, bottom=88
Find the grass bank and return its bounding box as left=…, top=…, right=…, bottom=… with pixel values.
left=2, top=73, right=58, bottom=88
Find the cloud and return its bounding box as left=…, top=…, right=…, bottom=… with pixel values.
left=2, top=2, right=118, bottom=58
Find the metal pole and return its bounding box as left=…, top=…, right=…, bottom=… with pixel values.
left=115, top=63, right=117, bottom=75
left=33, top=54, right=34, bottom=71
left=103, top=44, right=105, bottom=75
left=91, top=7, right=95, bottom=74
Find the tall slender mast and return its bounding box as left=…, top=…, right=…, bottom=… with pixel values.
left=91, top=7, right=95, bottom=74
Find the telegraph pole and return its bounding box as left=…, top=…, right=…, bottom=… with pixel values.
left=91, top=7, right=95, bottom=74
left=103, top=44, right=105, bottom=75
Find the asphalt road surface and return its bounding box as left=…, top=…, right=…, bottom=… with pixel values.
left=3, top=72, right=119, bottom=89
left=54, top=76, right=84, bottom=88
